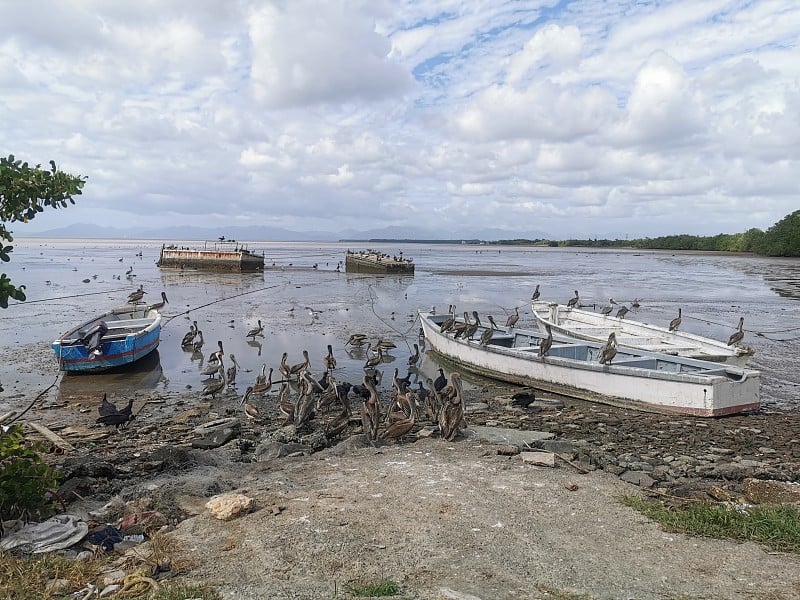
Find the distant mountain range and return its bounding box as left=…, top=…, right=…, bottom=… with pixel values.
left=17, top=223, right=553, bottom=242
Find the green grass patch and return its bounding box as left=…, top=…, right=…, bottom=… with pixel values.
left=346, top=578, right=401, bottom=597
left=623, top=494, right=800, bottom=553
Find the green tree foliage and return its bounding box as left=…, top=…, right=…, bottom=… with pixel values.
left=755, top=210, right=800, bottom=256
left=0, top=424, right=62, bottom=524
left=0, top=154, right=86, bottom=308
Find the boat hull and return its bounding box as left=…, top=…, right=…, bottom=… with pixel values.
left=531, top=301, right=753, bottom=366
left=420, top=312, right=760, bottom=417
left=53, top=307, right=162, bottom=373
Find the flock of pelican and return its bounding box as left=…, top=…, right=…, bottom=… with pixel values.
left=172, top=320, right=467, bottom=444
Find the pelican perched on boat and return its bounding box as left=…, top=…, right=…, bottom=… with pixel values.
left=439, top=305, right=457, bottom=333
left=323, top=344, right=336, bottom=370
left=615, top=305, right=630, bottom=319
left=531, top=284, right=540, bottom=302
left=567, top=290, right=580, bottom=308
left=148, top=291, right=168, bottom=310
left=246, top=319, right=263, bottom=339
left=505, top=307, right=520, bottom=329
left=669, top=308, right=682, bottom=332
left=487, top=315, right=500, bottom=331
left=538, top=324, right=553, bottom=357
left=728, top=317, right=745, bottom=346
left=181, top=321, right=198, bottom=347
left=598, top=332, right=617, bottom=365
left=462, top=311, right=481, bottom=339
left=479, top=321, right=494, bottom=346
left=127, top=285, right=145, bottom=304
left=600, top=298, right=617, bottom=316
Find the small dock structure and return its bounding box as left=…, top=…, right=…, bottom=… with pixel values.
left=158, top=241, right=265, bottom=272
left=345, top=249, right=414, bottom=275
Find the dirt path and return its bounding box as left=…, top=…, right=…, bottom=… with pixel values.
left=161, top=437, right=800, bottom=600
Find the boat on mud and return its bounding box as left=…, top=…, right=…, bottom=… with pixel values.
left=419, top=310, right=760, bottom=417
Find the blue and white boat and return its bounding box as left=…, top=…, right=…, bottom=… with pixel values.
left=53, top=305, right=162, bottom=372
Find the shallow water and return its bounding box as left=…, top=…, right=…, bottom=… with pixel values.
left=1, top=239, right=798, bottom=410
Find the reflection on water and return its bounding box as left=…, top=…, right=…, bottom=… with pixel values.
left=1, top=239, right=799, bottom=410
left=57, top=350, right=164, bottom=400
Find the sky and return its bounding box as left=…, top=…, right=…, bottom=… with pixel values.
left=2, top=0, right=798, bottom=239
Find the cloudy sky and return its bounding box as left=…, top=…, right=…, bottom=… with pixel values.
left=3, top=0, right=798, bottom=239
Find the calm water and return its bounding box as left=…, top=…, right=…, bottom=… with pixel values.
left=1, top=239, right=798, bottom=411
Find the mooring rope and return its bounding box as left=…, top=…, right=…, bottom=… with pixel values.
left=4, top=286, right=132, bottom=306
left=365, top=284, right=420, bottom=352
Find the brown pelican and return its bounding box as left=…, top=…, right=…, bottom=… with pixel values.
left=324, top=405, right=351, bottom=440
left=148, top=291, right=169, bottom=310
left=246, top=319, right=263, bottom=339
left=360, top=373, right=380, bottom=442
left=277, top=381, right=295, bottom=424
left=127, top=285, right=145, bottom=304
left=381, top=404, right=415, bottom=443
left=207, top=340, right=225, bottom=364
left=600, top=299, right=616, bottom=315
left=463, top=311, right=481, bottom=339
left=201, top=357, right=223, bottom=379
left=278, top=352, right=291, bottom=380
left=181, top=321, right=198, bottom=347
left=252, top=367, right=273, bottom=395
left=239, top=386, right=261, bottom=420
left=668, top=308, right=682, bottom=332
left=364, top=347, right=383, bottom=369
left=598, top=332, right=617, bottom=365
left=407, top=343, right=420, bottom=366
left=192, top=330, right=205, bottom=352
left=375, top=339, right=397, bottom=352
left=451, top=312, right=471, bottom=337
left=538, top=324, right=553, bottom=357
left=505, top=307, right=520, bottom=329
left=487, top=315, right=500, bottom=331
left=201, top=359, right=226, bottom=398
left=531, top=284, right=540, bottom=302
left=439, top=305, right=457, bottom=333
left=567, top=290, right=580, bottom=308
left=289, top=350, right=310, bottom=378
left=479, top=321, right=494, bottom=346
left=728, top=317, right=745, bottom=346
left=226, top=354, right=240, bottom=384
left=323, top=344, right=337, bottom=370
left=345, top=333, right=367, bottom=347
left=294, top=379, right=315, bottom=427
left=438, top=372, right=465, bottom=441
left=615, top=305, right=630, bottom=319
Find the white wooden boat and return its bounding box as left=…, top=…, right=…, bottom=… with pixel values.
left=531, top=301, right=753, bottom=366
left=419, top=311, right=760, bottom=417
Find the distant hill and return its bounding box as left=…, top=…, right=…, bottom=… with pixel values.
left=18, top=223, right=553, bottom=243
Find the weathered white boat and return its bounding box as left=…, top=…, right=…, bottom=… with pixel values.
left=419, top=311, right=760, bottom=417
left=531, top=301, right=753, bottom=366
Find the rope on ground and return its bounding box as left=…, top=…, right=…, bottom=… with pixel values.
left=5, top=287, right=132, bottom=306
left=366, top=284, right=421, bottom=352
left=161, top=283, right=287, bottom=327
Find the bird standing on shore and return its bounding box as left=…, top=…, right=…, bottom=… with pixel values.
left=181, top=321, right=198, bottom=347
left=323, top=344, right=337, bottom=371
left=246, top=320, right=263, bottom=339
left=289, top=350, right=311, bottom=379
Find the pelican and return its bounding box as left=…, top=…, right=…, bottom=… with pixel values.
left=201, top=357, right=223, bottom=379
left=600, top=299, right=616, bottom=316
left=615, top=305, right=630, bottom=319
left=207, top=340, right=225, bottom=364
left=728, top=317, right=745, bottom=346
left=438, top=372, right=465, bottom=441
left=148, top=291, right=169, bottom=310
left=598, top=332, right=617, bottom=365
left=439, top=305, right=457, bottom=333
left=531, top=284, right=541, bottom=302
left=364, top=347, right=383, bottom=369
left=669, top=308, right=682, bottom=332
left=277, top=381, right=294, bottom=424
left=323, top=344, right=337, bottom=370
left=407, top=343, right=420, bottom=366
left=181, top=321, right=198, bottom=347
left=505, top=307, right=520, bottom=329
left=252, top=367, right=273, bottom=395
left=360, top=373, right=380, bottom=442
left=127, top=285, right=145, bottom=304
left=478, top=321, right=494, bottom=346
left=325, top=405, right=351, bottom=440
left=289, top=350, right=310, bottom=378
left=418, top=327, right=425, bottom=347
left=567, top=290, right=580, bottom=308
left=246, top=319, right=263, bottom=339
left=239, top=386, right=261, bottom=421
left=375, top=339, right=397, bottom=352
left=487, top=315, right=500, bottom=331
left=226, top=354, right=240, bottom=385
left=538, top=324, right=553, bottom=357
left=278, top=352, right=291, bottom=380
left=201, top=359, right=226, bottom=397
left=463, top=311, right=481, bottom=339
left=345, top=333, right=367, bottom=347
left=381, top=404, right=415, bottom=443
left=294, top=379, right=315, bottom=427
left=192, top=330, right=205, bottom=352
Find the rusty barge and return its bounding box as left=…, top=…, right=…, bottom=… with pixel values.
left=345, top=249, right=414, bottom=275
left=157, top=241, right=265, bottom=272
